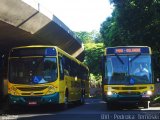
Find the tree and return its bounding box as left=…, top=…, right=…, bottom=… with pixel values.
left=75, top=31, right=104, bottom=78
left=75, top=31, right=103, bottom=43
left=100, top=0, right=160, bottom=52
left=75, top=31, right=104, bottom=76
left=84, top=43, right=104, bottom=76
left=75, top=31, right=93, bottom=43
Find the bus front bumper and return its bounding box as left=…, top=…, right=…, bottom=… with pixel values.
left=9, top=92, right=59, bottom=105
left=105, top=94, right=151, bottom=103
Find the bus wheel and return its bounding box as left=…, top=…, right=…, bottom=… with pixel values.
left=7, top=98, right=18, bottom=111
left=63, top=94, right=69, bottom=109
left=80, top=94, right=85, bottom=105
left=8, top=103, right=19, bottom=111
left=143, top=102, right=148, bottom=109
left=106, top=102, right=114, bottom=110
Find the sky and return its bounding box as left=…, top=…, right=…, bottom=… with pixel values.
left=24, top=0, right=114, bottom=32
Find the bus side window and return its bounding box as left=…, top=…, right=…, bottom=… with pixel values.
left=59, top=57, right=64, bottom=80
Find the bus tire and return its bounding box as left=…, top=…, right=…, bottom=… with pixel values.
left=143, top=102, right=148, bottom=109
left=106, top=102, right=111, bottom=110
left=106, top=102, right=114, bottom=110
left=8, top=103, right=19, bottom=111
left=80, top=89, right=85, bottom=105
left=80, top=94, right=85, bottom=105
left=63, top=90, right=69, bottom=109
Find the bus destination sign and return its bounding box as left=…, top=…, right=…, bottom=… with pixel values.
left=115, top=48, right=141, bottom=53
left=106, top=47, right=150, bottom=54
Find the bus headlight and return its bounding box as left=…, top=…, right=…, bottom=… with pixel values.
left=147, top=91, right=152, bottom=95
left=9, top=86, right=20, bottom=95
left=12, top=91, right=20, bottom=96
left=142, top=91, right=152, bottom=97
left=9, top=86, right=16, bottom=92
left=107, top=91, right=112, bottom=96
left=10, top=86, right=17, bottom=91
left=46, top=86, right=55, bottom=94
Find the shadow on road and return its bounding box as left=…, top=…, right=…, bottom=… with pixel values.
left=1, top=99, right=160, bottom=120
left=2, top=103, right=82, bottom=115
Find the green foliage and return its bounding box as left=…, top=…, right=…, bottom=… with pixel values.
left=100, top=0, right=160, bottom=52
left=75, top=32, right=104, bottom=90
left=154, top=96, right=160, bottom=102
left=75, top=31, right=104, bottom=77
left=75, top=31, right=103, bottom=43
left=84, top=43, right=104, bottom=76
left=75, top=31, right=93, bottom=43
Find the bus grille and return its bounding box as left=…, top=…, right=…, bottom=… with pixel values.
left=138, top=87, right=147, bottom=89
left=112, top=87, right=147, bottom=90
left=21, top=92, right=44, bottom=96
left=119, top=92, right=140, bottom=95
left=17, top=86, right=48, bottom=91
left=122, top=87, right=147, bottom=90
left=122, top=87, right=137, bottom=90
left=23, top=97, right=42, bottom=101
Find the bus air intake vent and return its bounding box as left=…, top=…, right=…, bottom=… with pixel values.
left=21, top=92, right=43, bottom=96
left=17, top=86, right=48, bottom=91
left=119, top=92, right=140, bottom=95
left=138, top=87, right=147, bottom=89
left=112, top=87, right=120, bottom=90
left=122, top=87, right=137, bottom=90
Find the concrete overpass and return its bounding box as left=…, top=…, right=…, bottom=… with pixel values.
left=0, top=0, right=84, bottom=61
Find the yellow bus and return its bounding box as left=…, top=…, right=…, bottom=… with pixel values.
left=8, top=45, right=89, bottom=108
left=101, top=46, right=154, bottom=109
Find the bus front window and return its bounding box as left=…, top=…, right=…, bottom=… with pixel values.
left=105, top=55, right=152, bottom=85
left=129, top=55, right=152, bottom=84
left=105, top=56, right=128, bottom=84
left=9, top=57, right=57, bottom=84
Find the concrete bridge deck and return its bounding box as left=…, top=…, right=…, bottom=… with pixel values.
left=0, top=0, right=84, bottom=60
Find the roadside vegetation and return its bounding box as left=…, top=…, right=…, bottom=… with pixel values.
left=75, top=31, right=104, bottom=98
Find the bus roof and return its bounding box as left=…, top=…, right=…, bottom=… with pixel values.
left=56, top=46, right=89, bottom=70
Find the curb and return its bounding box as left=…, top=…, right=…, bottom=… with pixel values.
left=150, top=102, right=160, bottom=107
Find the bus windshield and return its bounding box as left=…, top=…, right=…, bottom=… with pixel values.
left=105, top=55, right=152, bottom=85
left=9, top=57, right=57, bottom=84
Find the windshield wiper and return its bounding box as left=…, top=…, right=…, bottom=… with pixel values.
left=115, top=53, right=124, bottom=64
left=130, top=53, right=141, bottom=62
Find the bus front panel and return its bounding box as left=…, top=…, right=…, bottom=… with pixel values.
left=8, top=56, right=60, bottom=105
left=102, top=54, right=154, bottom=104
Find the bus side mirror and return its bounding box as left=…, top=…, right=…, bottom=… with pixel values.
left=156, top=78, right=160, bottom=83
left=99, top=56, right=102, bottom=72
left=59, top=56, right=65, bottom=80
left=152, top=54, right=158, bottom=64
left=152, top=54, right=160, bottom=68
left=99, top=56, right=105, bottom=73
left=62, top=57, right=65, bottom=65
left=152, top=54, right=160, bottom=83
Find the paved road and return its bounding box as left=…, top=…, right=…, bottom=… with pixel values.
left=0, top=99, right=160, bottom=120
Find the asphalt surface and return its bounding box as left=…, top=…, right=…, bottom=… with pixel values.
left=0, top=98, right=160, bottom=120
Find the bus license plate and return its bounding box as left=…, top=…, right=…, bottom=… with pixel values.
left=28, top=101, right=37, bottom=105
